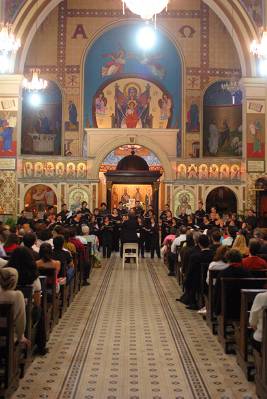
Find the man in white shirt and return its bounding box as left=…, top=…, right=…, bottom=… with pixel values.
left=249, top=291, right=267, bottom=352
left=171, top=226, right=187, bottom=254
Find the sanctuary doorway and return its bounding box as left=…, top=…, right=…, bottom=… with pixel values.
left=102, top=146, right=162, bottom=215
left=111, top=184, right=152, bottom=210
left=206, top=187, right=237, bottom=214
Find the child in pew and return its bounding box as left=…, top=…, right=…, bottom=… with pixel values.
left=249, top=290, right=267, bottom=353
left=0, top=267, right=30, bottom=347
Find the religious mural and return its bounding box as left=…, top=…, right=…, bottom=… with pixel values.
left=65, top=100, right=79, bottom=131
left=174, top=190, right=195, bottom=217
left=203, top=81, right=242, bottom=157
left=101, top=145, right=162, bottom=172
left=0, top=98, right=18, bottom=157
left=22, top=160, right=88, bottom=179
left=93, top=78, right=172, bottom=129
left=111, top=184, right=152, bottom=210
left=21, top=81, right=62, bottom=155
left=69, top=189, right=89, bottom=212
left=84, top=23, right=182, bottom=129
left=24, top=184, right=57, bottom=212
left=240, top=0, right=264, bottom=27
left=3, top=0, right=25, bottom=22
left=186, top=96, right=200, bottom=133
left=247, top=113, right=265, bottom=159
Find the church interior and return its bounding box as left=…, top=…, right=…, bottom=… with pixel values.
left=0, top=0, right=267, bottom=398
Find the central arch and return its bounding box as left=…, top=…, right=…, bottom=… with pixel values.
left=90, top=135, right=173, bottom=181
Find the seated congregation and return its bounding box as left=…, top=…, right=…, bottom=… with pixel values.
left=0, top=200, right=267, bottom=398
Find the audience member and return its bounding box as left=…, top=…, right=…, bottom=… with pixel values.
left=249, top=291, right=267, bottom=353
left=242, top=239, right=267, bottom=270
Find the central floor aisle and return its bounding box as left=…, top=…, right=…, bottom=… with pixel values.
left=12, top=257, right=256, bottom=399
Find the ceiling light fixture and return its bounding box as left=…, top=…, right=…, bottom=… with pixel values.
left=122, top=0, right=169, bottom=21
left=0, top=22, right=21, bottom=73
left=23, top=68, right=48, bottom=91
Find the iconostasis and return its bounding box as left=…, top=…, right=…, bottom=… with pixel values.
left=111, top=184, right=152, bottom=210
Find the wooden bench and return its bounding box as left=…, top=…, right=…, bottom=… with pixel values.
left=205, top=269, right=220, bottom=335
left=16, top=285, right=34, bottom=377
left=218, top=277, right=267, bottom=354
left=39, top=276, right=50, bottom=343
left=235, top=289, right=267, bottom=381
left=254, top=307, right=267, bottom=398
left=175, top=242, right=186, bottom=286
left=0, top=304, right=20, bottom=398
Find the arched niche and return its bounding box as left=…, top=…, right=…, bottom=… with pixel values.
left=205, top=186, right=237, bottom=214
left=203, top=81, right=242, bottom=158
left=24, top=184, right=57, bottom=213
left=83, top=23, right=182, bottom=130
left=21, top=80, right=62, bottom=155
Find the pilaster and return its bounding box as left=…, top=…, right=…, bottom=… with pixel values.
left=240, top=77, right=267, bottom=210
left=0, top=74, right=23, bottom=217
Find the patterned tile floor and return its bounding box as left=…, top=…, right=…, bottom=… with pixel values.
left=11, top=256, right=257, bottom=399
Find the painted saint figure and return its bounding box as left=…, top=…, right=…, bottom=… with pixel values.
left=186, top=100, right=199, bottom=132
left=95, top=92, right=107, bottom=115
left=68, top=101, right=78, bottom=126
left=121, top=188, right=130, bottom=204
left=0, top=117, right=13, bottom=152
left=115, top=84, right=151, bottom=129
left=208, top=120, right=219, bottom=155
left=102, top=48, right=126, bottom=77
left=158, top=93, right=172, bottom=121
left=249, top=120, right=262, bottom=153
left=35, top=110, right=50, bottom=134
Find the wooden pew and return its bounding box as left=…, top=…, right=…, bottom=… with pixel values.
left=175, top=244, right=185, bottom=286
left=37, top=267, right=59, bottom=329
left=0, top=304, right=20, bottom=398
left=218, top=277, right=267, bottom=354
left=16, top=285, right=34, bottom=377
left=81, top=243, right=92, bottom=285
left=73, top=251, right=80, bottom=295
left=235, top=289, right=267, bottom=381
left=255, top=307, right=267, bottom=398
left=39, top=276, right=50, bottom=343
left=205, top=269, right=220, bottom=335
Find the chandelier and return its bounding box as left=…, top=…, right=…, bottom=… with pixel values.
left=0, top=23, right=21, bottom=73
left=122, top=0, right=169, bottom=20
left=221, top=74, right=241, bottom=104
left=250, top=30, right=267, bottom=58
left=0, top=23, right=21, bottom=53
left=23, top=68, right=48, bottom=91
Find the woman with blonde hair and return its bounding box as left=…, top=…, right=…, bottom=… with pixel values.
left=232, top=233, right=249, bottom=257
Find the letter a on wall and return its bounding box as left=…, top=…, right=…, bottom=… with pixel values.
left=72, top=24, right=88, bottom=39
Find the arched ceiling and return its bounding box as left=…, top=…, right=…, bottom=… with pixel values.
left=12, top=0, right=258, bottom=76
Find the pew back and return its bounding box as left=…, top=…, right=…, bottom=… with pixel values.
left=0, top=303, right=19, bottom=393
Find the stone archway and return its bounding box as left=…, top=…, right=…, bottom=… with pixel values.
left=205, top=186, right=237, bottom=214
left=89, top=134, right=173, bottom=181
